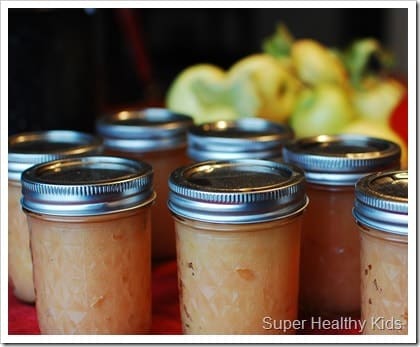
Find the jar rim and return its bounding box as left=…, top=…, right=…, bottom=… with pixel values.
left=188, top=117, right=294, bottom=161
left=8, top=130, right=103, bottom=181
left=168, top=159, right=308, bottom=224
left=282, top=134, right=401, bottom=185
left=353, top=170, right=408, bottom=235
left=96, top=107, right=193, bottom=152
left=21, top=156, right=156, bottom=216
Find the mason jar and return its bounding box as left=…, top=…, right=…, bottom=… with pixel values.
left=21, top=156, right=156, bottom=334
left=353, top=170, right=408, bottom=335
left=282, top=135, right=401, bottom=319
left=96, top=108, right=193, bottom=260
left=8, top=130, right=102, bottom=303
left=187, top=117, right=294, bottom=162
left=168, top=159, right=308, bottom=334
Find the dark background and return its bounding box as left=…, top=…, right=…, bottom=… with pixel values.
left=8, top=8, right=408, bottom=135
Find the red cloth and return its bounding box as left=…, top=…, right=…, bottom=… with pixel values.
left=8, top=259, right=359, bottom=335
left=8, top=260, right=181, bottom=335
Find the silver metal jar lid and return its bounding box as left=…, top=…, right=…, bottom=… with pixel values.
left=188, top=117, right=294, bottom=161
left=8, top=130, right=103, bottom=182
left=95, top=108, right=194, bottom=152
left=353, top=170, right=408, bottom=235
left=282, top=134, right=401, bottom=186
left=168, top=159, right=308, bottom=224
left=21, top=156, right=155, bottom=217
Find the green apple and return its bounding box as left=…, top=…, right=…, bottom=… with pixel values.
left=291, top=39, right=348, bottom=87
left=228, top=53, right=302, bottom=123
left=341, top=118, right=407, bottom=169
left=166, top=64, right=260, bottom=124
left=289, top=83, right=355, bottom=138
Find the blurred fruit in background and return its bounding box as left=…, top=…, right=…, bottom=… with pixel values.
left=290, top=83, right=355, bottom=138
left=165, top=23, right=408, bottom=168
left=291, top=39, right=349, bottom=88
left=165, top=64, right=249, bottom=124
left=166, top=54, right=302, bottom=124
left=228, top=54, right=303, bottom=123
left=351, top=77, right=405, bottom=123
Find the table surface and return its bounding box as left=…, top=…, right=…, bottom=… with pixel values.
left=8, top=259, right=360, bottom=336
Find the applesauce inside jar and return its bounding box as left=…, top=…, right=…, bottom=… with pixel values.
left=298, top=184, right=360, bottom=317
left=28, top=209, right=151, bottom=334
left=282, top=135, right=401, bottom=319
left=187, top=117, right=294, bottom=162
left=175, top=217, right=302, bottom=334
left=8, top=131, right=102, bottom=303
left=96, top=108, right=193, bottom=260
left=353, top=170, right=408, bottom=335
left=8, top=181, right=34, bottom=302
left=21, top=156, right=155, bottom=334
left=168, top=159, right=308, bottom=334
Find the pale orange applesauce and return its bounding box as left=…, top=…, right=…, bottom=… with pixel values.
left=168, top=159, right=308, bottom=334
left=21, top=156, right=155, bottom=334
left=96, top=108, right=193, bottom=260
left=27, top=209, right=151, bottom=334
left=8, top=182, right=34, bottom=302
left=283, top=135, right=401, bottom=319
left=354, top=171, right=408, bottom=335
left=359, top=227, right=407, bottom=334
left=298, top=184, right=360, bottom=317
left=174, top=217, right=302, bottom=334
left=8, top=131, right=102, bottom=303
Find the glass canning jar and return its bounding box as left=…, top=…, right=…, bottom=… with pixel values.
left=96, top=108, right=193, bottom=260
left=187, top=117, right=294, bottom=162
left=8, top=130, right=102, bottom=303
left=168, top=159, right=308, bottom=334
left=282, top=135, right=401, bottom=319
left=353, top=170, right=408, bottom=335
left=21, top=156, right=156, bottom=334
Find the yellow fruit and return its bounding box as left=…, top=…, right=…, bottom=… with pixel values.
left=341, top=119, right=408, bottom=169
left=352, top=77, right=406, bottom=122
left=291, top=39, right=348, bottom=87
left=228, top=53, right=302, bottom=123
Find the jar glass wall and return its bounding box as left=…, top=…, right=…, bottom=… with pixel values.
left=353, top=170, right=408, bottom=335
left=168, top=159, right=308, bottom=334
left=174, top=215, right=302, bottom=334
left=282, top=134, right=401, bottom=319
left=8, top=131, right=102, bottom=303
left=8, top=181, right=34, bottom=302
left=359, top=225, right=407, bottom=335
left=27, top=209, right=152, bottom=334
left=21, top=155, right=155, bottom=334
left=298, top=184, right=360, bottom=318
